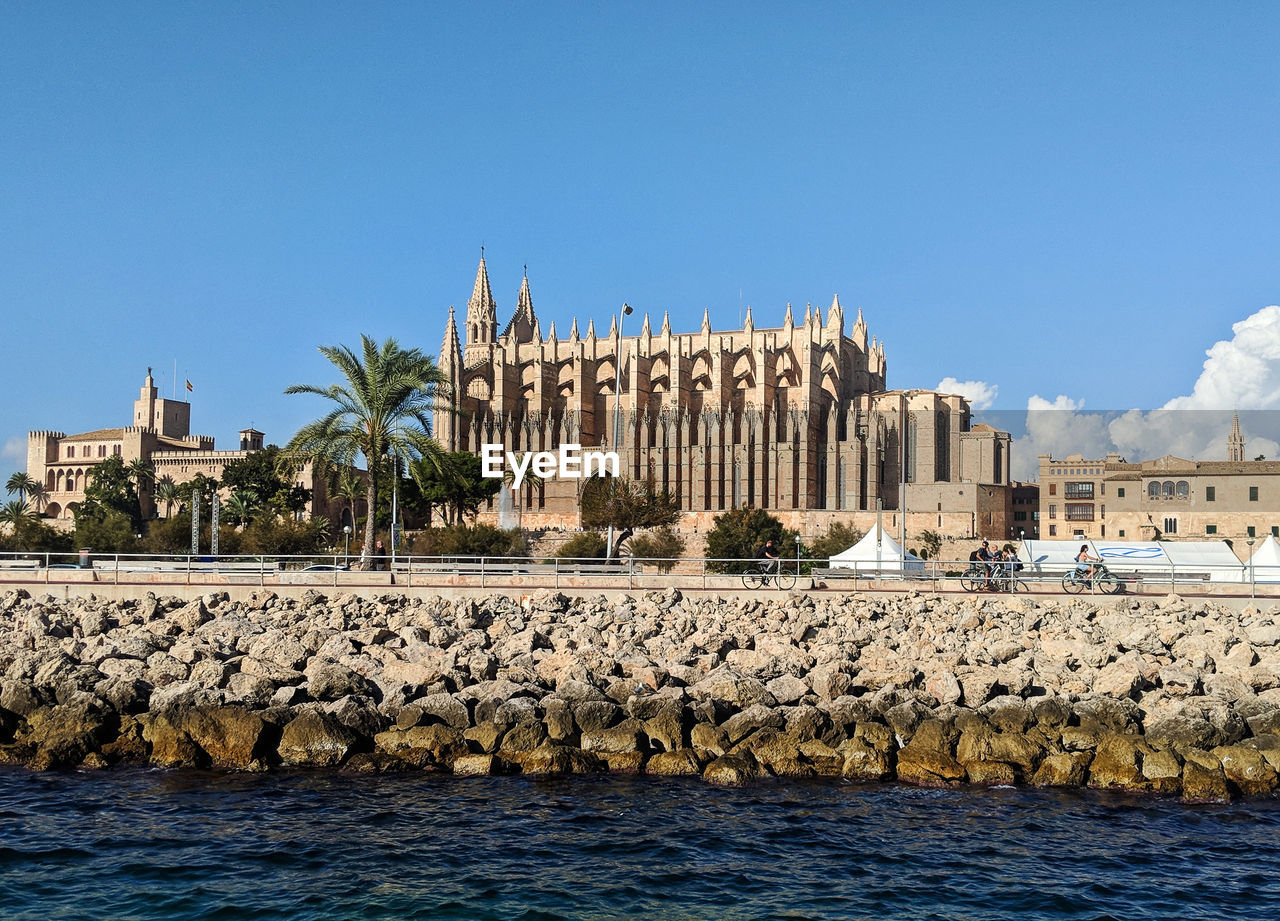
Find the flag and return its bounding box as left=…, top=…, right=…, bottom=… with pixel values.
left=185, top=379, right=193, bottom=392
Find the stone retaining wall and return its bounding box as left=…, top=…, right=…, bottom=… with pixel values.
left=2, top=587, right=1279, bottom=803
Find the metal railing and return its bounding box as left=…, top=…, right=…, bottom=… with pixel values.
left=0, top=550, right=1274, bottom=596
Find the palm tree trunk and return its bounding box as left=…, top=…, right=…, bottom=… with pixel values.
left=361, top=475, right=377, bottom=570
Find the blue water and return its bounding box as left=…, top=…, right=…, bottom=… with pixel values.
left=0, top=769, right=1276, bottom=920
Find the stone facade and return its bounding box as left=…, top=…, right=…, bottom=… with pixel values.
left=27, top=370, right=344, bottom=528
left=1038, top=415, right=1280, bottom=544
left=437, top=256, right=1014, bottom=540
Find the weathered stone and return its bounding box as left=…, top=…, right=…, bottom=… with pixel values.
left=1182, top=750, right=1233, bottom=804
left=1032, top=752, right=1092, bottom=787
left=895, top=720, right=964, bottom=786
left=278, top=710, right=362, bottom=767
left=703, top=751, right=763, bottom=786
left=1213, top=744, right=1279, bottom=796
left=646, top=748, right=704, bottom=776
left=580, top=726, right=647, bottom=755
left=452, top=753, right=517, bottom=776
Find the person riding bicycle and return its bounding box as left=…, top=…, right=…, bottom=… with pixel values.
left=1075, top=544, right=1102, bottom=583
left=757, top=539, right=781, bottom=580
left=969, top=540, right=995, bottom=589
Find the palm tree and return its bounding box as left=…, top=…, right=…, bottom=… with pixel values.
left=6, top=472, right=36, bottom=504
left=127, top=458, right=155, bottom=491
left=155, top=476, right=180, bottom=517
left=223, top=490, right=260, bottom=527
left=0, top=499, right=34, bottom=531
left=286, top=335, right=449, bottom=569
left=26, top=482, right=49, bottom=515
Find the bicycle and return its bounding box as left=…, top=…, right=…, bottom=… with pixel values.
left=961, top=563, right=1027, bottom=593
left=742, top=559, right=797, bottom=590
left=1062, top=563, right=1123, bottom=594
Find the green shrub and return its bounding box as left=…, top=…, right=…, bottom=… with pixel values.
left=627, top=526, right=686, bottom=572
left=703, top=506, right=798, bottom=574
left=807, top=522, right=864, bottom=562
left=555, top=532, right=608, bottom=560
left=408, top=524, right=528, bottom=557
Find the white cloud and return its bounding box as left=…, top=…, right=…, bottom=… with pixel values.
left=936, top=377, right=997, bottom=410
left=1008, top=306, right=1280, bottom=476
left=1010, top=395, right=1113, bottom=480
left=1, top=437, right=23, bottom=466
left=1163, top=305, right=1280, bottom=411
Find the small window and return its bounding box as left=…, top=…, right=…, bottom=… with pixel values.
left=1250, top=486, right=1259, bottom=502
left=1248, top=526, right=1257, bottom=538
left=1049, top=524, right=1057, bottom=536
left=1049, top=504, right=1057, bottom=519
left=1117, top=487, right=1125, bottom=498
left=1273, top=526, right=1279, bottom=538
left=1163, top=517, right=1178, bottom=534
left=1176, top=481, right=1189, bottom=498
left=1118, top=529, right=1126, bottom=537
left=1049, top=483, right=1057, bottom=496
left=1148, top=482, right=1160, bottom=498
left=1206, top=486, right=1215, bottom=502
left=1162, top=481, right=1175, bottom=497
left=1206, top=525, right=1217, bottom=535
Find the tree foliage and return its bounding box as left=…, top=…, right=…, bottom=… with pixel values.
left=580, top=476, right=680, bottom=559
left=555, top=531, right=608, bottom=560
left=917, top=529, right=943, bottom=561
left=703, top=506, right=799, bottom=573
left=407, top=451, right=502, bottom=526
left=219, top=445, right=311, bottom=520
left=73, top=508, right=139, bottom=553
left=286, top=335, right=448, bottom=569
left=407, top=523, right=527, bottom=557
left=807, top=522, right=864, bottom=561
left=627, top=525, right=686, bottom=572
left=74, top=456, right=142, bottom=532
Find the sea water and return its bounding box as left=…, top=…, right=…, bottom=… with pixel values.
left=1, top=767, right=1276, bottom=920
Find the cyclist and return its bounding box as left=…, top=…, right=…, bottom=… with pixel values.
left=756, top=539, right=781, bottom=582
left=1075, top=544, right=1101, bottom=584
left=969, top=540, right=994, bottom=589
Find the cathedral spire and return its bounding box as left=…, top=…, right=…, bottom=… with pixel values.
left=465, top=252, right=498, bottom=347
left=1229, top=410, right=1246, bottom=463
left=743, top=304, right=754, bottom=335
left=587, top=317, right=596, bottom=341
left=640, top=312, right=651, bottom=337
left=827, top=294, right=844, bottom=334
left=701, top=307, right=711, bottom=333
left=570, top=317, right=580, bottom=341
left=660, top=310, right=671, bottom=335
left=783, top=302, right=794, bottom=330
left=441, top=305, right=462, bottom=364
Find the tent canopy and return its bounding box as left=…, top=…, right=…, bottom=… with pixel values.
left=1019, top=539, right=1246, bottom=583
left=1247, top=535, right=1280, bottom=582
left=828, top=524, right=925, bottom=571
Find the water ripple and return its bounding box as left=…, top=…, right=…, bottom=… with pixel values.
left=1, top=768, right=1279, bottom=920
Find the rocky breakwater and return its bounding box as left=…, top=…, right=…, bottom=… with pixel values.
left=3, top=587, right=1280, bottom=803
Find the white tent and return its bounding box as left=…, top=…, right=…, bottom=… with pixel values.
left=1019, top=539, right=1247, bottom=583
left=828, top=524, right=925, bottom=574
left=1247, top=536, right=1280, bottom=583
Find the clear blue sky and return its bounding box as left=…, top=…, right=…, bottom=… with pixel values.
left=3, top=2, right=1278, bottom=485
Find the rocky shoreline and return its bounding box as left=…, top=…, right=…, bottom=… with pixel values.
left=2, top=586, right=1280, bottom=803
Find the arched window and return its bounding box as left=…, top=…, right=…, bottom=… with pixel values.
left=1161, top=481, right=1175, bottom=497
left=1175, top=481, right=1189, bottom=498
left=1148, top=481, right=1160, bottom=498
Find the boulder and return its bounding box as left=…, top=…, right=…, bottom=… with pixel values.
left=278, top=710, right=362, bottom=767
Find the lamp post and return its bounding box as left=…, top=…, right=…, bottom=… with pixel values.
left=1248, top=537, right=1256, bottom=599
left=343, top=525, right=351, bottom=566
left=607, top=302, right=634, bottom=559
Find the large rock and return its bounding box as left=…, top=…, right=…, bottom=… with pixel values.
left=375, top=723, right=468, bottom=768
left=278, top=710, right=362, bottom=767
left=895, top=720, right=964, bottom=786
left=703, top=751, right=763, bottom=786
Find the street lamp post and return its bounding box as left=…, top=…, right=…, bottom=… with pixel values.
left=794, top=534, right=801, bottom=583
left=607, top=302, right=634, bottom=559
left=1248, top=537, right=1256, bottom=599
left=343, top=525, right=351, bottom=567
